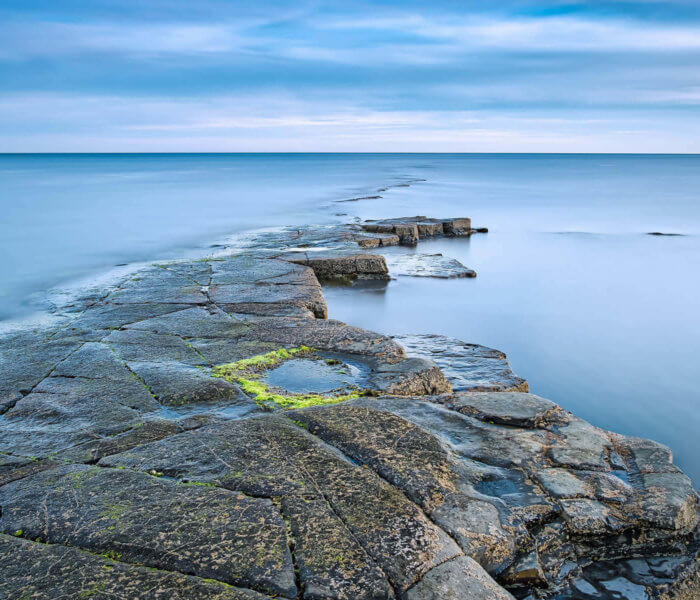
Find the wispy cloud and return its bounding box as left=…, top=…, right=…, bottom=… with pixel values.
left=0, top=92, right=697, bottom=153
left=1, top=1, right=699, bottom=150
left=318, top=14, right=700, bottom=53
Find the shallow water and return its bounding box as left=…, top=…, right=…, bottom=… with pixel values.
left=2, top=153, right=699, bottom=482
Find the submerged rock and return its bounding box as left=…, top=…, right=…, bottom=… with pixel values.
left=383, top=252, right=477, bottom=278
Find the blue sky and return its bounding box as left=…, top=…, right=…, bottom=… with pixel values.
left=1, top=1, right=699, bottom=151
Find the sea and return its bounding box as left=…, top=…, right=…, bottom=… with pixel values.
left=1, top=153, right=698, bottom=483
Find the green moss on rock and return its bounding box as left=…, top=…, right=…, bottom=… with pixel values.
left=212, top=346, right=364, bottom=410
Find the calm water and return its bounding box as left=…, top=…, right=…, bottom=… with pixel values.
left=1, top=154, right=698, bottom=482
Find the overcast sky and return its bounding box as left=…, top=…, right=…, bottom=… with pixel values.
left=1, top=0, right=699, bottom=152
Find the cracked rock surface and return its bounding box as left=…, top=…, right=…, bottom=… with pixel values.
left=0, top=217, right=696, bottom=600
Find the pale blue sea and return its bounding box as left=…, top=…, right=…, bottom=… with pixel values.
left=1, top=153, right=698, bottom=482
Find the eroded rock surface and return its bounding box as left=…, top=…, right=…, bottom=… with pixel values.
left=361, top=216, right=484, bottom=246
left=394, top=334, right=529, bottom=392
left=288, top=254, right=390, bottom=281
left=0, top=216, right=695, bottom=600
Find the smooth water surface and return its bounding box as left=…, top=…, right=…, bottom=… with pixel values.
left=0, top=153, right=422, bottom=320
left=1, top=153, right=699, bottom=482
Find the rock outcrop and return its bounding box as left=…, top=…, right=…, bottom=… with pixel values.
left=361, top=216, right=486, bottom=246
left=0, top=217, right=695, bottom=600
left=288, top=254, right=390, bottom=282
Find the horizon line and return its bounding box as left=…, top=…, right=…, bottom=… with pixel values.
left=2, top=152, right=700, bottom=156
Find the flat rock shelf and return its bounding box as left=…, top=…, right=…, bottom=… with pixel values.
left=0, top=217, right=696, bottom=600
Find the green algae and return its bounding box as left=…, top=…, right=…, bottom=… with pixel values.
left=214, top=346, right=314, bottom=376
left=235, top=376, right=361, bottom=409
left=213, top=346, right=365, bottom=410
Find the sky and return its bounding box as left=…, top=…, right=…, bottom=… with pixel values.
left=1, top=0, right=699, bottom=152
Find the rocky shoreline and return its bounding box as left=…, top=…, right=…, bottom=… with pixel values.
left=0, top=216, right=697, bottom=599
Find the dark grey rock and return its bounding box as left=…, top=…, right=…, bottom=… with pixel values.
left=0, top=534, right=275, bottom=600
left=370, top=357, right=452, bottom=396
left=446, top=392, right=564, bottom=428
left=99, top=416, right=462, bottom=594
left=0, top=216, right=695, bottom=600
left=0, top=464, right=296, bottom=598
left=405, top=556, right=515, bottom=600
left=393, top=334, right=529, bottom=392
left=126, top=360, right=250, bottom=406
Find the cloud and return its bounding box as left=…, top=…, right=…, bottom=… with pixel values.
left=318, top=14, right=700, bottom=53
left=0, top=21, right=250, bottom=58
left=0, top=92, right=697, bottom=153
left=1, top=1, right=699, bottom=150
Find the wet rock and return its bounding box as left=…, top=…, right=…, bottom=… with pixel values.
left=72, top=302, right=192, bottom=331
left=108, top=265, right=208, bottom=305
left=0, top=216, right=696, bottom=600
left=0, top=330, right=83, bottom=410
left=0, top=377, right=153, bottom=456
left=548, top=416, right=611, bottom=471
left=57, top=417, right=212, bottom=464
left=393, top=334, right=529, bottom=392
left=290, top=403, right=515, bottom=572
left=0, top=391, right=21, bottom=415
left=356, top=236, right=380, bottom=248
left=371, top=357, right=452, bottom=396
left=361, top=216, right=480, bottom=244
left=0, top=464, right=296, bottom=597
left=125, top=305, right=246, bottom=337
left=243, top=317, right=405, bottom=361
left=189, top=338, right=284, bottom=366
left=0, top=535, right=274, bottom=600
left=619, top=434, right=680, bottom=474
left=0, top=453, right=30, bottom=474
left=0, top=459, right=59, bottom=487
left=641, top=472, right=697, bottom=531
left=446, top=392, right=565, bottom=428
left=501, top=549, right=546, bottom=586
left=558, top=551, right=700, bottom=600
left=210, top=255, right=314, bottom=285
left=280, top=494, right=395, bottom=599
left=160, top=260, right=213, bottom=285
left=442, top=217, right=472, bottom=236
left=383, top=253, right=477, bottom=278
left=288, top=254, right=390, bottom=282
left=106, top=328, right=209, bottom=365
left=559, top=498, right=624, bottom=534
left=209, top=279, right=327, bottom=319
left=405, top=556, right=515, bottom=600
left=355, top=233, right=400, bottom=248
left=127, top=360, right=250, bottom=406
left=361, top=221, right=420, bottom=245
left=535, top=468, right=593, bottom=499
